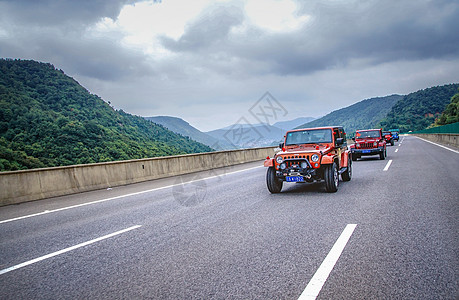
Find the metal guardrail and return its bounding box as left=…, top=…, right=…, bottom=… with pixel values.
left=409, top=122, right=459, bottom=134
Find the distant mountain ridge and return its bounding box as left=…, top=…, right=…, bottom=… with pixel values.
left=205, top=117, right=316, bottom=148
left=206, top=124, right=285, bottom=148
left=273, top=117, right=316, bottom=131
left=145, top=116, right=234, bottom=150
left=147, top=116, right=316, bottom=149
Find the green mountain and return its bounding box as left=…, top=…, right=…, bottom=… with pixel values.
left=433, top=91, right=459, bottom=126
left=0, top=59, right=212, bottom=171
left=296, top=95, right=403, bottom=136
left=145, top=116, right=234, bottom=150
left=380, top=84, right=459, bottom=132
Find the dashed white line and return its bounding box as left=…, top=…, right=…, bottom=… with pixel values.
left=0, top=165, right=263, bottom=224
left=298, top=224, right=357, bottom=300
left=0, top=225, right=141, bottom=275
left=383, top=160, right=393, bottom=171
left=395, top=148, right=399, bottom=153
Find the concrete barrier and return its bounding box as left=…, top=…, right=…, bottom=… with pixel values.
left=0, top=147, right=278, bottom=206
left=413, top=133, right=459, bottom=149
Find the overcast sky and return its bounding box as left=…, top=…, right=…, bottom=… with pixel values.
left=1, top=0, right=458, bottom=131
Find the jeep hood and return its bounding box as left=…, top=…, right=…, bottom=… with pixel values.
left=355, top=138, right=379, bottom=142
left=279, top=144, right=332, bottom=156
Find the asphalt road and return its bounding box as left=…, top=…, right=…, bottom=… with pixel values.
left=1, top=136, right=458, bottom=299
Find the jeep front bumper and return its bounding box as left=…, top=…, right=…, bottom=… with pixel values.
left=351, top=147, right=384, bottom=156
left=275, top=158, right=319, bottom=181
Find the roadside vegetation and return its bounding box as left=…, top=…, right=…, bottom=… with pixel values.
left=432, top=91, right=459, bottom=126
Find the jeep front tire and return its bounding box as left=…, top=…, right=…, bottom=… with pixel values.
left=324, top=162, right=339, bottom=193
left=379, top=148, right=386, bottom=160
left=267, top=167, right=283, bottom=193
left=341, top=157, right=352, bottom=182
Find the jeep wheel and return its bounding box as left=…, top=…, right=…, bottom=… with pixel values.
left=341, top=157, right=352, bottom=182
left=391, top=140, right=394, bottom=146
left=351, top=154, right=357, bottom=161
left=267, top=167, right=283, bottom=193
left=324, top=162, right=339, bottom=193
left=379, top=148, right=386, bottom=160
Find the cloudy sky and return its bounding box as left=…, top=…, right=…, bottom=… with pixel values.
left=1, top=0, right=458, bottom=131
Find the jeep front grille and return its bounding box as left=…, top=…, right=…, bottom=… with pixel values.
left=283, top=158, right=311, bottom=169
left=360, top=142, right=375, bottom=149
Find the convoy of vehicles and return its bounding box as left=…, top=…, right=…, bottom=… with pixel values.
left=264, top=126, right=351, bottom=193
left=349, top=128, right=387, bottom=160
left=263, top=124, right=399, bottom=193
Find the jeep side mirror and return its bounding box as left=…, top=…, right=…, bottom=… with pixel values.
left=279, top=143, right=284, bottom=148
left=336, top=138, right=344, bottom=145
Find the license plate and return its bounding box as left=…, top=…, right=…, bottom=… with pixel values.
left=286, top=176, right=304, bottom=182
left=362, top=150, right=371, bottom=153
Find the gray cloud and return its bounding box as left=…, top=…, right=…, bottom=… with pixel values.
left=0, top=0, right=153, bottom=80
left=161, top=4, right=244, bottom=52
left=158, top=0, right=459, bottom=77
left=0, top=0, right=135, bottom=26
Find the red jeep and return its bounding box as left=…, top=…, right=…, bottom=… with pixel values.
left=264, top=126, right=352, bottom=193
left=349, top=129, right=387, bottom=161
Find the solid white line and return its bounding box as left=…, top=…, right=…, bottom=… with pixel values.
left=0, top=165, right=263, bottom=224
left=415, top=136, right=459, bottom=154
left=383, top=160, right=393, bottom=171
left=0, top=225, right=141, bottom=275
left=298, top=224, right=357, bottom=300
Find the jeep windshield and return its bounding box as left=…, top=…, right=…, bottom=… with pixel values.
left=356, top=130, right=380, bottom=139
left=285, top=129, right=332, bottom=146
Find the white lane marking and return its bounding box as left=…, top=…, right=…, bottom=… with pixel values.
left=0, top=225, right=141, bottom=275
left=415, top=136, right=459, bottom=154
left=383, top=160, right=393, bottom=171
left=395, top=148, right=399, bottom=153
left=0, top=165, right=263, bottom=225
left=298, top=224, right=357, bottom=300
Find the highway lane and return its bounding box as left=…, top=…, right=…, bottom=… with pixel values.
left=0, top=136, right=458, bottom=299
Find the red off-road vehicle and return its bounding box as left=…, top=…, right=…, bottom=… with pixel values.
left=349, top=129, right=387, bottom=160
left=383, top=131, right=394, bottom=146
left=264, top=126, right=352, bottom=193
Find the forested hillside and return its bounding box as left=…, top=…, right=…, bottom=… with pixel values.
left=0, top=59, right=212, bottom=171
left=380, top=84, right=459, bottom=132
left=296, top=95, right=402, bottom=136
left=432, top=91, right=459, bottom=126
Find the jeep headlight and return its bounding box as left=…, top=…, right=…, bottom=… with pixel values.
left=276, top=156, right=283, bottom=164
left=373, top=141, right=378, bottom=146
left=311, top=154, right=319, bottom=162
